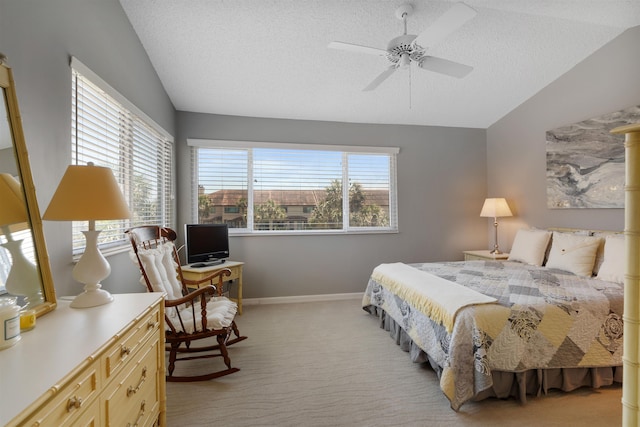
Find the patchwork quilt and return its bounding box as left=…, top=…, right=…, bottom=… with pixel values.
left=362, top=260, right=624, bottom=410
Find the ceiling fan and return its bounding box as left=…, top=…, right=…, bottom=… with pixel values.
left=328, top=2, right=477, bottom=91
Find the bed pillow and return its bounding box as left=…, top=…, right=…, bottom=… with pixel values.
left=545, top=232, right=602, bottom=277
left=507, top=228, right=552, bottom=266
left=596, top=235, right=625, bottom=284
left=591, top=231, right=620, bottom=276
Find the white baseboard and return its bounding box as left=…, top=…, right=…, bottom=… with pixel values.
left=243, top=292, right=363, bottom=306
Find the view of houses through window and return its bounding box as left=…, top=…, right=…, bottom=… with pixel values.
left=192, top=143, right=397, bottom=233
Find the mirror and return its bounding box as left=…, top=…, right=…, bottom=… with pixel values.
left=0, top=55, right=56, bottom=316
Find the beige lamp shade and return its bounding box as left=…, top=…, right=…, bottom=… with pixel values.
left=480, top=198, right=512, bottom=218
left=0, top=173, right=27, bottom=226
left=43, top=163, right=130, bottom=221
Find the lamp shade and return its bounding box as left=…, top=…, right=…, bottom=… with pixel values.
left=0, top=173, right=27, bottom=226
left=480, top=198, right=512, bottom=218
left=43, top=163, right=130, bottom=221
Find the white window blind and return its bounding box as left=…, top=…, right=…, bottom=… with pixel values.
left=189, top=139, right=398, bottom=234
left=71, top=62, right=173, bottom=254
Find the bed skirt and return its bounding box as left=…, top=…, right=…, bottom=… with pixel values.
left=365, top=306, right=622, bottom=406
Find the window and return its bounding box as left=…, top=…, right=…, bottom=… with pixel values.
left=71, top=58, right=173, bottom=254
left=189, top=139, right=398, bottom=234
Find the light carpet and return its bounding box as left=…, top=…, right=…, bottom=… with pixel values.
left=166, top=298, right=621, bottom=426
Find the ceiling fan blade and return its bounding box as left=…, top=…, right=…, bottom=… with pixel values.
left=363, top=66, right=397, bottom=91
left=413, top=2, right=477, bottom=49
left=418, top=56, right=473, bottom=78
left=327, top=41, right=387, bottom=56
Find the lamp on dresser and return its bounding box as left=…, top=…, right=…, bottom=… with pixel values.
left=0, top=173, right=42, bottom=308
left=480, top=197, right=512, bottom=254
left=43, top=162, right=130, bottom=308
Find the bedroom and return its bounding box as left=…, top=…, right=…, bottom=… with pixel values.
left=0, top=0, right=639, bottom=425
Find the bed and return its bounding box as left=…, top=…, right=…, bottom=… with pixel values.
left=362, top=228, right=624, bottom=410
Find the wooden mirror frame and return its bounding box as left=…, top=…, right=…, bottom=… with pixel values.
left=0, top=57, right=56, bottom=316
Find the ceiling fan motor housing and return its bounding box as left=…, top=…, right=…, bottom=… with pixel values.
left=386, top=34, right=425, bottom=65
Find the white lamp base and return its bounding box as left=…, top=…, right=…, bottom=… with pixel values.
left=70, top=229, right=114, bottom=309
left=70, top=285, right=114, bottom=308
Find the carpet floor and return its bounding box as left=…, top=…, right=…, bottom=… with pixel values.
left=165, top=298, right=621, bottom=426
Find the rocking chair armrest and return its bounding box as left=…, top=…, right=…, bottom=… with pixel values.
left=164, top=285, right=216, bottom=307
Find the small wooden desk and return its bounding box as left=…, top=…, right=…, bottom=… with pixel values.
left=181, top=261, right=244, bottom=314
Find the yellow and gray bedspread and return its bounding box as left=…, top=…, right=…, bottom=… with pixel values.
left=362, top=260, right=624, bottom=410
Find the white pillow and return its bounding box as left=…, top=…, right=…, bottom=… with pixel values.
left=508, top=229, right=552, bottom=266
left=546, top=232, right=602, bottom=277
left=596, top=235, right=625, bottom=284
left=591, top=231, right=619, bottom=275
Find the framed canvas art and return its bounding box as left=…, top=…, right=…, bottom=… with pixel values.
left=546, top=105, right=640, bottom=208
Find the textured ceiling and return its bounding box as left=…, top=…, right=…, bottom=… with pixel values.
left=119, top=0, right=640, bottom=129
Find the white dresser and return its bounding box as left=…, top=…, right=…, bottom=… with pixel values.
left=0, top=293, right=166, bottom=426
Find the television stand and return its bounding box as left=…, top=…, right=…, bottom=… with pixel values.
left=181, top=261, right=244, bottom=315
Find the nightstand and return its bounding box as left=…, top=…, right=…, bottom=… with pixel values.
left=463, top=250, right=510, bottom=261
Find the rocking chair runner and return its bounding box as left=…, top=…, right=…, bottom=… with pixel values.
left=127, top=225, right=247, bottom=382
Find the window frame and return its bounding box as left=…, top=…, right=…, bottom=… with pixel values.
left=188, top=139, right=399, bottom=235
left=70, top=57, right=174, bottom=255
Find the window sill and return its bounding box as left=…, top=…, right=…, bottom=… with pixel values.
left=229, top=229, right=399, bottom=237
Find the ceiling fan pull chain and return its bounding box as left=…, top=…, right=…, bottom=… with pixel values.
left=409, top=66, right=412, bottom=109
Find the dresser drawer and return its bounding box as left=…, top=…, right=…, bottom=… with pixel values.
left=104, top=305, right=161, bottom=380
left=64, top=399, right=99, bottom=427
left=104, top=338, right=161, bottom=426
left=22, top=365, right=100, bottom=427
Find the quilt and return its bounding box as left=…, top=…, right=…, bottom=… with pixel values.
left=362, top=260, right=624, bottom=410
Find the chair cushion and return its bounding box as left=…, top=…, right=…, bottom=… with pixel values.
left=158, top=242, right=183, bottom=298
left=173, top=297, right=238, bottom=333
left=131, top=242, right=182, bottom=300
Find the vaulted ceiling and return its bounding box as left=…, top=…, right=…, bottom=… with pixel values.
left=120, top=0, right=640, bottom=129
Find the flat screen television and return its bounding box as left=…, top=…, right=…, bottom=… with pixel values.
left=184, top=223, right=230, bottom=266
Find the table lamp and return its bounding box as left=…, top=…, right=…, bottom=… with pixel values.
left=43, top=163, right=130, bottom=308
left=480, top=197, right=512, bottom=254
left=0, top=173, right=43, bottom=309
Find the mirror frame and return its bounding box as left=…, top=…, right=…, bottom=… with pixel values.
left=0, top=58, right=57, bottom=316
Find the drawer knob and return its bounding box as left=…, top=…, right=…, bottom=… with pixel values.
left=147, top=320, right=158, bottom=330
left=121, top=345, right=132, bottom=357
left=127, top=366, right=148, bottom=397
left=126, top=400, right=146, bottom=427
left=66, top=396, right=83, bottom=412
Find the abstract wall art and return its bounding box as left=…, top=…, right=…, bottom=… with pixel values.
left=546, top=105, right=640, bottom=208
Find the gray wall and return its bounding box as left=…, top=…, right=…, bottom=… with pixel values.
left=487, top=25, right=640, bottom=248
left=176, top=113, right=488, bottom=298
left=0, top=0, right=487, bottom=300
left=0, top=0, right=176, bottom=298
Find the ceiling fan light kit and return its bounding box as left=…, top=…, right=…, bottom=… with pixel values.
left=328, top=2, right=477, bottom=91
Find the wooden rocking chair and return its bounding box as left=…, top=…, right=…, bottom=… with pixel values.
left=127, top=225, right=247, bottom=382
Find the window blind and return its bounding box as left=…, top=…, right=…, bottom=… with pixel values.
left=71, top=64, right=173, bottom=254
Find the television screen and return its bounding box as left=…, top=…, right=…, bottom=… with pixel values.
left=184, top=223, right=230, bottom=265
